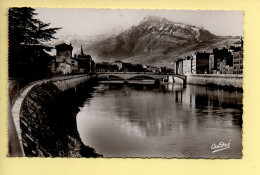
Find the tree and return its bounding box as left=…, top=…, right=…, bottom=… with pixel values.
left=8, top=7, right=61, bottom=77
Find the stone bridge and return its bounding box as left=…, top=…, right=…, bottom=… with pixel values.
left=96, top=72, right=186, bottom=83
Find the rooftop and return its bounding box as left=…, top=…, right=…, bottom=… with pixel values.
left=55, top=43, right=73, bottom=51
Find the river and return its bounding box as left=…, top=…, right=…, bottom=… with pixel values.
left=76, top=83, right=242, bottom=158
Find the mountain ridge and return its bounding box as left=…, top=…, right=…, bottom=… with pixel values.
left=50, top=16, right=240, bottom=67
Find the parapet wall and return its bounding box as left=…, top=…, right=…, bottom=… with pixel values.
left=53, top=75, right=92, bottom=91
left=186, top=74, right=243, bottom=88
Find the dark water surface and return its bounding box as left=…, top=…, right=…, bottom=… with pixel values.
left=76, top=84, right=242, bottom=158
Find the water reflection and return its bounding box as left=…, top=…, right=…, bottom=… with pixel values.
left=76, top=84, right=242, bottom=158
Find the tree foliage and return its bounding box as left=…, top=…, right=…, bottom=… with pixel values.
left=8, top=7, right=61, bottom=77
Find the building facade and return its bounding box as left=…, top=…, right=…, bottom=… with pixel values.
left=112, top=61, right=123, bottom=71
left=95, top=62, right=119, bottom=72
left=173, top=38, right=243, bottom=76
left=77, top=46, right=93, bottom=73
left=183, top=55, right=192, bottom=75
left=232, top=51, right=243, bottom=74
left=175, top=59, right=184, bottom=75
left=54, top=43, right=78, bottom=74
left=193, top=52, right=210, bottom=74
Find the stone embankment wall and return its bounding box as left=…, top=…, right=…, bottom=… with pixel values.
left=186, top=74, right=243, bottom=88
left=53, top=75, right=91, bottom=91
left=18, top=75, right=101, bottom=157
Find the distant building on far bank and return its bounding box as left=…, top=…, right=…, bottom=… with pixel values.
left=209, top=53, right=216, bottom=74
left=192, top=52, right=210, bottom=74
left=112, top=61, right=124, bottom=71
left=96, top=62, right=119, bottom=72
left=230, top=37, right=243, bottom=74
left=173, top=37, right=243, bottom=75
left=232, top=51, right=243, bottom=74
left=212, top=47, right=233, bottom=74
left=183, top=55, right=192, bottom=75
left=174, top=59, right=183, bottom=75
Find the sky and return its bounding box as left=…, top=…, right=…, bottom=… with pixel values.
left=35, top=8, right=243, bottom=37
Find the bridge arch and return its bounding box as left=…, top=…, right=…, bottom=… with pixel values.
left=127, top=75, right=156, bottom=80
left=98, top=75, right=125, bottom=81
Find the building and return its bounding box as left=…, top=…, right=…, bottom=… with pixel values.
left=77, top=45, right=93, bottom=73
left=54, top=43, right=78, bottom=74
left=218, top=59, right=233, bottom=74
left=95, top=62, right=119, bottom=72
left=209, top=53, right=216, bottom=74
left=230, top=38, right=243, bottom=74
left=173, top=37, right=243, bottom=75
left=160, top=66, right=174, bottom=74
left=55, top=43, right=73, bottom=63
left=183, top=55, right=192, bottom=75
left=112, top=61, right=124, bottom=71
left=121, top=63, right=145, bottom=72
left=175, top=59, right=184, bottom=75
left=233, top=37, right=243, bottom=48
left=56, top=62, right=71, bottom=74
left=232, top=51, right=243, bottom=74
left=147, top=66, right=161, bottom=74
left=192, top=52, right=210, bottom=74
left=212, top=47, right=233, bottom=73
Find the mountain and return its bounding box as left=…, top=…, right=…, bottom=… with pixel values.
left=85, top=16, right=241, bottom=66
left=52, top=16, right=240, bottom=66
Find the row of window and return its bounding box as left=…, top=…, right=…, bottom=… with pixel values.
left=234, top=60, right=243, bottom=64
left=233, top=65, right=243, bottom=69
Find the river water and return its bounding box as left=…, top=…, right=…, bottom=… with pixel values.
left=76, top=83, right=242, bottom=158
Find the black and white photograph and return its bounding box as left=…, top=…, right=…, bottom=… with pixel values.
left=8, top=8, right=243, bottom=158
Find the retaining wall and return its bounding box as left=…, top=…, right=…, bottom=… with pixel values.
left=186, top=74, right=243, bottom=88
left=10, top=75, right=101, bottom=157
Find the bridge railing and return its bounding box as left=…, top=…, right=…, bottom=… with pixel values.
left=97, top=72, right=176, bottom=75
left=97, top=72, right=186, bottom=80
